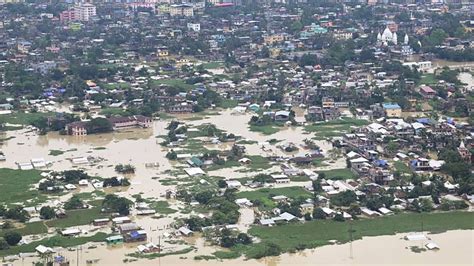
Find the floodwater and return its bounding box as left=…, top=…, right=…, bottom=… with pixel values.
left=432, top=59, right=474, bottom=69
left=0, top=107, right=440, bottom=265
left=0, top=109, right=338, bottom=202
left=0, top=120, right=175, bottom=201
left=12, top=230, right=473, bottom=265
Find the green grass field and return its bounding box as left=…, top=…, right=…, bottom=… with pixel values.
left=151, top=201, right=177, bottom=214
left=219, top=99, right=239, bottom=109
left=245, top=155, right=272, bottom=171
left=419, top=74, right=438, bottom=85
left=305, top=118, right=369, bottom=139
left=45, top=207, right=107, bottom=228
left=249, top=124, right=282, bottom=135
left=101, top=83, right=131, bottom=90
left=0, top=232, right=108, bottom=256
left=0, top=169, right=46, bottom=206
left=150, top=79, right=195, bottom=91
left=200, top=61, right=224, bottom=69
left=99, top=108, right=130, bottom=117
left=289, top=175, right=311, bottom=182
left=0, top=112, right=54, bottom=126
left=244, top=211, right=474, bottom=258
left=393, top=161, right=412, bottom=175
left=0, top=221, right=48, bottom=237
left=237, top=187, right=312, bottom=202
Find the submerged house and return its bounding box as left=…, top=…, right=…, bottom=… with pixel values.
left=124, top=230, right=147, bottom=242
left=108, top=115, right=152, bottom=129
left=65, top=115, right=152, bottom=136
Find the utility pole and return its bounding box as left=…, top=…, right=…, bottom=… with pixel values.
left=349, top=222, right=354, bottom=259
left=158, top=235, right=161, bottom=253
left=421, top=215, right=424, bottom=249
left=76, top=245, right=82, bottom=266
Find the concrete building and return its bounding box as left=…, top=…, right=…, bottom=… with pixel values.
left=187, top=23, right=200, bottom=32
left=169, top=4, right=194, bottom=17
left=61, top=3, right=96, bottom=22
left=382, top=103, right=402, bottom=117
left=75, top=3, right=96, bottom=22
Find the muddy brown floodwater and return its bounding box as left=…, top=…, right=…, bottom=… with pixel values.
left=2, top=110, right=472, bottom=265
left=12, top=230, right=473, bottom=266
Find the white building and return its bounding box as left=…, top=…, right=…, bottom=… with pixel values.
left=402, top=61, right=432, bottom=72
left=187, top=23, right=201, bottom=32
left=377, top=26, right=397, bottom=46
left=75, top=3, right=96, bottom=22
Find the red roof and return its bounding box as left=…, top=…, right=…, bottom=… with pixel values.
left=420, top=85, right=435, bottom=94
left=215, top=3, right=234, bottom=7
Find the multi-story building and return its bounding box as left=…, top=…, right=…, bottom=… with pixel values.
left=66, top=121, right=87, bottom=136
left=0, top=0, right=24, bottom=4
left=60, top=10, right=76, bottom=22
left=169, top=4, right=194, bottom=17
left=187, top=23, right=200, bottom=32
left=75, top=3, right=96, bottom=21
left=60, top=3, right=96, bottom=22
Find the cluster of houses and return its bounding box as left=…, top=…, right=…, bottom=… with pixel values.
left=0, top=0, right=472, bottom=122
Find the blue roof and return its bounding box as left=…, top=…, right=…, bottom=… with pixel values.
left=130, top=231, right=140, bottom=239
left=416, top=118, right=431, bottom=124
left=382, top=103, right=401, bottom=109
left=374, top=159, right=388, bottom=166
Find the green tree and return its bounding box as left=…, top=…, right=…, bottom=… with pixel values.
left=298, top=54, right=318, bottom=66
left=85, top=118, right=113, bottom=134
left=331, top=191, right=357, bottom=206
left=425, top=29, right=448, bottom=46
left=195, top=190, right=214, bottom=204
left=63, top=170, right=90, bottom=184
left=102, top=194, right=132, bottom=215
left=0, top=238, right=9, bottom=250
left=39, top=206, right=55, bottom=220
left=64, top=195, right=84, bottom=210
left=333, top=213, right=345, bottom=222
left=237, top=233, right=252, bottom=245
left=4, top=231, right=22, bottom=246
left=312, top=207, right=327, bottom=220
left=289, top=21, right=303, bottom=33
left=4, top=206, right=29, bottom=222
left=420, top=198, right=433, bottom=212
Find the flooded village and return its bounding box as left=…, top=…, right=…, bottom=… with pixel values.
left=0, top=1, right=473, bottom=266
